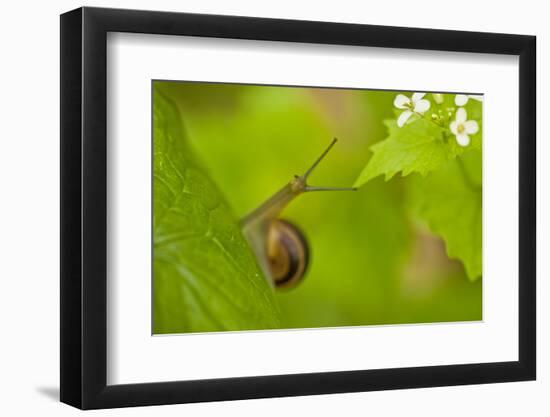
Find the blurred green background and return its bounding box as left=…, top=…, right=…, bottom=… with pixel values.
left=155, top=81, right=482, bottom=329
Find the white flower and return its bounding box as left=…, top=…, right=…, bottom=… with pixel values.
left=450, top=108, right=479, bottom=147
left=394, top=93, right=431, bottom=127
left=455, top=94, right=484, bottom=106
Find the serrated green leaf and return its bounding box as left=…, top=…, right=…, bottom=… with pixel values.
left=410, top=152, right=482, bottom=280
left=354, top=118, right=457, bottom=187
left=153, top=87, right=280, bottom=334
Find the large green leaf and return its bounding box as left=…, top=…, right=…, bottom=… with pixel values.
left=153, top=88, right=280, bottom=334
left=410, top=152, right=482, bottom=281
left=354, top=118, right=457, bottom=187
left=353, top=93, right=483, bottom=281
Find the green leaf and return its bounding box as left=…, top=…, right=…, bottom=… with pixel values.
left=410, top=152, right=482, bottom=281
left=153, top=87, right=280, bottom=334
left=354, top=118, right=457, bottom=187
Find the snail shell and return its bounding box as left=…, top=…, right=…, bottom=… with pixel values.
left=266, top=219, right=310, bottom=289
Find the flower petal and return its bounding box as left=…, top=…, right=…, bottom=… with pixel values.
left=411, top=92, right=426, bottom=102
left=455, top=107, right=467, bottom=123
left=455, top=133, right=470, bottom=147
left=413, top=99, right=430, bottom=113
left=450, top=121, right=458, bottom=135
left=464, top=120, right=479, bottom=134
left=397, top=110, right=412, bottom=127
left=394, top=94, right=411, bottom=109
left=455, top=94, right=469, bottom=106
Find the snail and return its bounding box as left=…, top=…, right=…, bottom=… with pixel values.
left=241, top=138, right=356, bottom=290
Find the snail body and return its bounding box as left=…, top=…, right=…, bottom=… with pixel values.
left=241, top=139, right=355, bottom=290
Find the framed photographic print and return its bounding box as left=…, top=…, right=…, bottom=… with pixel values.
left=60, top=6, right=536, bottom=409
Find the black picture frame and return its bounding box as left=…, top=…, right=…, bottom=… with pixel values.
left=60, top=6, right=536, bottom=410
